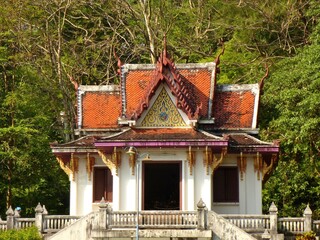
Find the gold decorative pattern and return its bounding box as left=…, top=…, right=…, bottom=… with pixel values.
left=98, top=147, right=121, bottom=175
left=86, top=153, right=95, bottom=181
left=70, top=153, right=79, bottom=181
left=203, top=146, right=227, bottom=175
left=203, top=146, right=213, bottom=175
left=254, top=152, right=263, bottom=180
left=262, top=153, right=277, bottom=182
left=140, top=88, right=187, bottom=127
left=187, top=146, right=196, bottom=175
left=211, top=147, right=227, bottom=174
left=56, top=157, right=72, bottom=177
left=237, top=152, right=247, bottom=181
left=128, top=152, right=136, bottom=175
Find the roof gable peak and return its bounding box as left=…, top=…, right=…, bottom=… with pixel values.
left=132, top=49, right=201, bottom=121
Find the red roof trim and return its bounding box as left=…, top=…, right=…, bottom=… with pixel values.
left=132, top=50, right=201, bottom=120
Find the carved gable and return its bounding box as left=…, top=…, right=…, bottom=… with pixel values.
left=140, top=87, right=187, bottom=127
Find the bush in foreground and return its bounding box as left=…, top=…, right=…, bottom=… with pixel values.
left=0, top=226, right=42, bottom=240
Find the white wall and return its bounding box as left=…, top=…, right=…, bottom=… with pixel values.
left=70, top=150, right=262, bottom=216
left=194, top=150, right=211, bottom=209
left=212, top=154, right=262, bottom=214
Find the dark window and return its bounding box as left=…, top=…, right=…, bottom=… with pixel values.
left=93, top=167, right=113, bottom=202
left=213, top=166, right=239, bottom=203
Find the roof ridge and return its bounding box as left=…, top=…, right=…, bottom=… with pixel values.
left=131, top=50, right=201, bottom=120
left=100, top=128, right=131, bottom=140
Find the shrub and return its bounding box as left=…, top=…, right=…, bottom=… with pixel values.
left=296, top=231, right=316, bottom=240
left=0, top=226, right=42, bottom=240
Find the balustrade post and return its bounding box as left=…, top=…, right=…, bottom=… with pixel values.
left=303, top=204, right=312, bottom=232
left=35, top=203, right=44, bottom=233
left=99, top=197, right=111, bottom=229
left=6, top=206, right=14, bottom=230
left=14, top=207, right=21, bottom=229
left=269, top=202, right=278, bottom=237
left=197, top=198, right=207, bottom=230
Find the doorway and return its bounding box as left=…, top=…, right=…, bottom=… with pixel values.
left=143, top=162, right=181, bottom=210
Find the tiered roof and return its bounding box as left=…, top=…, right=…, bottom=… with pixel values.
left=51, top=47, right=278, bottom=161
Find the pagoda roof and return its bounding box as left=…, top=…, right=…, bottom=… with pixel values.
left=128, top=50, right=202, bottom=120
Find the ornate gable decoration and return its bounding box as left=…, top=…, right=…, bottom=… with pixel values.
left=132, top=45, right=201, bottom=121
left=140, top=88, right=187, bottom=127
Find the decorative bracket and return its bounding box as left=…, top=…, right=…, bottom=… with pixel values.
left=56, top=154, right=78, bottom=181
left=56, top=156, right=72, bottom=177
left=86, top=153, right=95, bottom=181
left=262, top=153, right=278, bottom=182
left=203, top=146, right=227, bottom=175
left=211, top=147, right=227, bottom=174
left=128, top=152, right=136, bottom=175
left=187, top=146, right=196, bottom=175
left=70, top=153, right=79, bottom=181
left=98, top=147, right=121, bottom=176
left=237, top=152, right=247, bottom=181
left=203, top=146, right=213, bottom=175
left=254, top=152, right=263, bottom=180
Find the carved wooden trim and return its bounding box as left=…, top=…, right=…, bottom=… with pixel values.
left=129, top=152, right=136, bottom=175
left=56, top=156, right=72, bottom=177
left=203, top=147, right=227, bottom=175
left=211, top=147, right=227, bottom=174
left=187, top=146, right=196, bottom=175
left=203, top=146, right=213, bottom=175
left=254, top=152, right=263, bottom=180
left=70, top=153, right=79, bottom=181
left=262, top=153, right=277, bottom=182
left=237, top=152, right=247, bottom=181
left=86, top=153, right=95, bottom=181
left=98, top=147, right=121, bottom=176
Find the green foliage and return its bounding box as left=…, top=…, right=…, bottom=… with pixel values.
left=0, top=0, right=320, bottom=218
left=296, top=231, right=316, bottom=240
left=261, top=43, right=320, bottom=216
left=0, top=226, right=42, bottom=240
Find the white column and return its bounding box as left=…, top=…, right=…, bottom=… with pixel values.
left=245, top=157, right=262, bottom=214
left=112, top=173, right=120, bottom=211
left=120, top=155, right=136, bottom=210
left=202, top=173, right=211, bottom=208
left=186, top=171, right=195, bottom=210
left=137, top=161, right=141, bottom=211
left=239, top=170, right=247, bottom=214
left=185, top=155, right=195, bottom=210
left=194, top=151, right=211, bottom=210
left=69, top=174, right=77, bottom=215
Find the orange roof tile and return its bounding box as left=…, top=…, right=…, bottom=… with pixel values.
left=82, top=91, right=121, bottom=128
left=213, top=86, right=257, bottom=129
left=125, top=69, right=155, bottom=118
left=125, top=66, right=213, bottom=120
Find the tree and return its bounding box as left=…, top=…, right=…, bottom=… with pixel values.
left=0, top=0, right=69, bottom=216
left=260, top=43, right=320, bottom=216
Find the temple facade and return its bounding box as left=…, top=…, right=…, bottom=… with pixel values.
left=50, top=48, right=279, bottom=216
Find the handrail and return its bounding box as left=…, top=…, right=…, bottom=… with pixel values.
left=0, top=218, right=7, bottom=231
left=222, top=214, right=270, bottom=232
left=109, top=210, right=197, bottom=229
left=313, top=220, right=320, bottom=234
left=15, top=218, right=36, bottom=229
left=43, top=215, right=81, bottom=232
left=278, top=217, right=304, bottom=234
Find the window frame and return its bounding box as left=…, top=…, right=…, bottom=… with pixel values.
left=93, top=166, right=113, bottom=203
left=212, top=166, right=239, bottom=203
